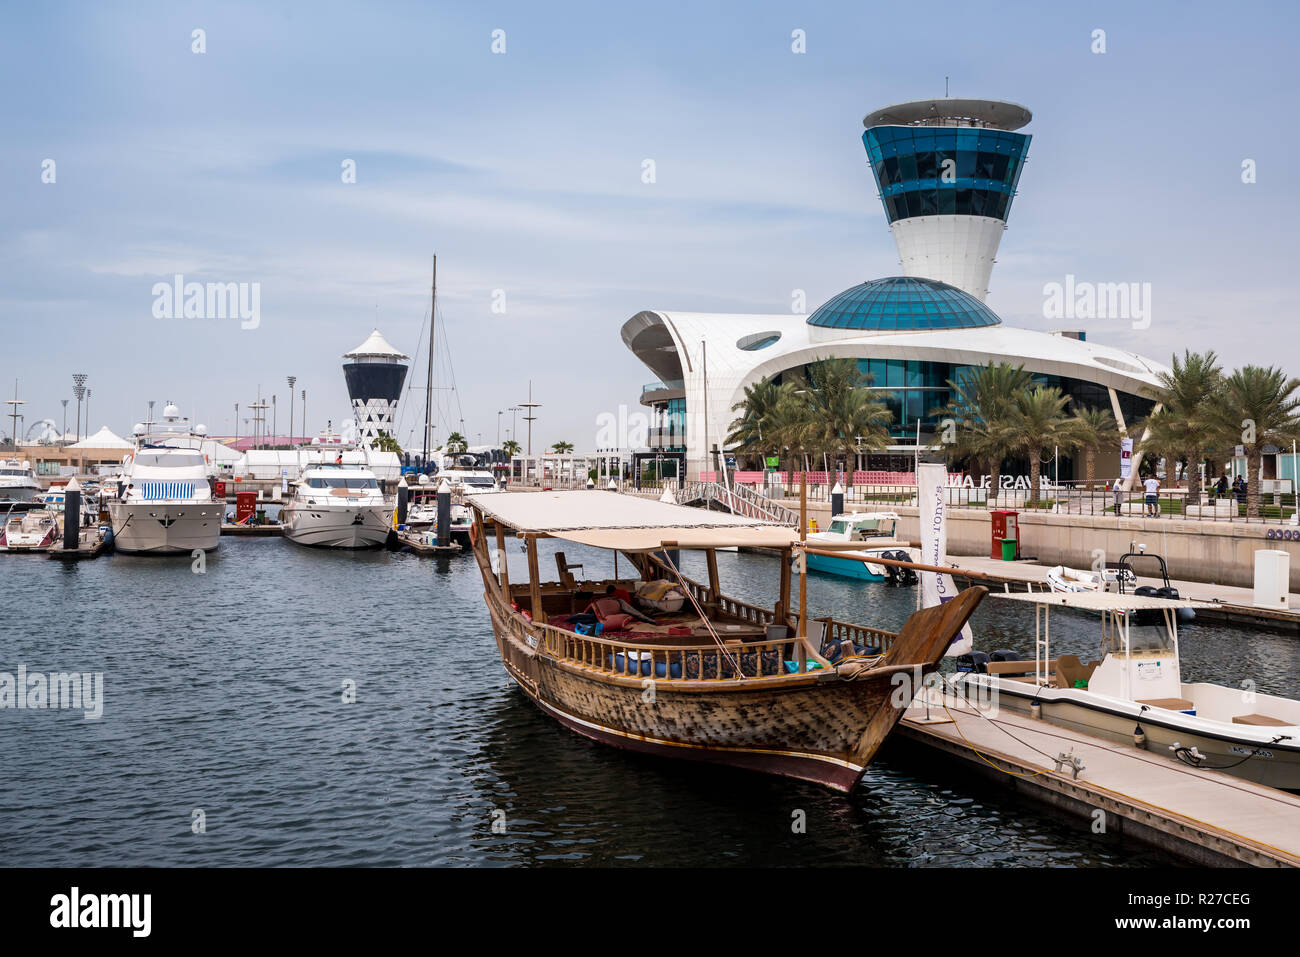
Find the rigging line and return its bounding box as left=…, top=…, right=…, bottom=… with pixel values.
left=394, top=308, right=430, bottom=448
left=433, top=301, right=466, bottom=440
left=657, top=551, right=743, bottom=677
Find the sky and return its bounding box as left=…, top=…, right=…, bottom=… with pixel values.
left=2, top=0, right=1298, bottom=449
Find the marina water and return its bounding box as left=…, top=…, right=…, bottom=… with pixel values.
left=6, top=540, right=1289, bottom=866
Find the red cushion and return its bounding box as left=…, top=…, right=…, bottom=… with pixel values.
left=602, top=613, right=634, bottom=631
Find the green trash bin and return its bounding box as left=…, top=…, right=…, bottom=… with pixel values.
left=1000, top=538, right=1017, bottom=561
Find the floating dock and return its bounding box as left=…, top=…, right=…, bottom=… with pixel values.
left=396, top=529, right=461, bottom=556
left=220, top=523, right=283, bottom=537
left=895, top=691, right=1300, bottom=867
left=46, top=528, right=109, bottom=561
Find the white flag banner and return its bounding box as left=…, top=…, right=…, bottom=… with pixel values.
left=917, top=463, right=973, bottom=657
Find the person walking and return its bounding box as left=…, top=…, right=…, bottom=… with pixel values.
left=1214, top=473, right=1228, bottom=500
left=1112, top=475, right=1125, bottom=515
left=1233, top=474, right=1247, bottom=505
left=1143, top=474, right=1161, bottom=517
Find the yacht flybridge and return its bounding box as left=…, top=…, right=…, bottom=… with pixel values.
left=281, top=439, right=391, bottom=549
left=108, top=405, right=222, bottom=555
left=0, top=459, right=41, bottom=505
left=954, top=591, right=1300, bottom=790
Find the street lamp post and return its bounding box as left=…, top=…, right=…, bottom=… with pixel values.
left=287, top=376, right=297, bottom=446
left=72, top=374, right=87, bottom=442
left=60, top=399, right=68, bottom=444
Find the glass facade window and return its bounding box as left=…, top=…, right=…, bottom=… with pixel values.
left=863, top=125, right=1030, bottom=225
left=773, top=358, right=1152, bottom=442
left=806, top=276, right=1002, bottom=331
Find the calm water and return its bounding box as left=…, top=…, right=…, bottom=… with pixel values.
left=3, top=537, right=1291, bottom=867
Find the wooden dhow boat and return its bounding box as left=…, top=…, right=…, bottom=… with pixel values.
left=465, top=490, right=985, bottom=792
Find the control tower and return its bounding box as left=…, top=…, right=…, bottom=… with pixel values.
left=862, top=98, right=1031, bottom=301
left=342, top=329, right=410, bottom=446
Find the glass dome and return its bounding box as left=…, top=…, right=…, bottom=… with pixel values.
left=806, top=276, right=1002, bottom=331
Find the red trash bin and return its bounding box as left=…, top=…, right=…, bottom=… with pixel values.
left=990, top=509, right=1019, bottom=559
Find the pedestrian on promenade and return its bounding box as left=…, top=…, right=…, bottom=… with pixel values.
left=1143, top=474, right=1161, bottom=517
left=1233, top=475, right=1247, bottom=505
left=1112, top=475, right=1125, bottom=514
left=1215, top=474, right=1228, bottom=500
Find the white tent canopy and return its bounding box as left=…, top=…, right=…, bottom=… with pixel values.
left=67, top=426, right=133, bottom=449
left=466, top=489, right=802, bottom=551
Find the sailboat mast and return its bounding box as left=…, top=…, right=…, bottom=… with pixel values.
left=424, top=255, right=437, bottom=464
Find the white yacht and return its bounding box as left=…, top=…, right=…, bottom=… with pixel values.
left=437, top=468, right=500, bottom=496
left=281, top=445, right=391, bottom=549
left=0, top=459, right=41, bottom=504
left=108, top=406, right=222, bottom=554
left=954, top=591, right=1300, bottom=791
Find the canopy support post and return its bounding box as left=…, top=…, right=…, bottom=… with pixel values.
left=706, top=547, right=720, bottom=602
left=495, top=521, right=509, bottom=593
left=526, top=534, right=543, bottom=622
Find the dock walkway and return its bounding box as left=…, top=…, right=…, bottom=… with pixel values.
left=898, top=693, right=1300, bottom=867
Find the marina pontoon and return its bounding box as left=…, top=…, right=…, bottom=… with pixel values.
left=465, top=489, right=984, bottom=792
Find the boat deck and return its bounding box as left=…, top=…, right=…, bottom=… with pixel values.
left=898, top=690, right=1300, bottom=867
left=947, top=554, right=1300, bottom=632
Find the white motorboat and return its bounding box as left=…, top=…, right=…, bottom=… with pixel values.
left=1046, top=564, right=1133, bottom=593
left=805, top=512, right=916, bottom=582
left=0, top=506, right=59, bottom=552
left=108, top=407, right=222, bottom=555
left=0, top=459, right=41, bottom=504
left=281, top=445, right=392, bottom=549
left=954, top=591, right=1300, bottom=791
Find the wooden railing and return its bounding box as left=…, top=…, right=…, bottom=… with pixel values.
left=790, top=612, right=897, bottom=656
left=540, top=624, right=794, bottom=681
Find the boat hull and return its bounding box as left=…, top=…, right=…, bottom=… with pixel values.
left=108, top=502, right=222, bottom=554
left=958, top=674, right=1300, bottom=791
left=807, top=551, right=887, bottom=581
left=482, top=585, right=981, bottom=793
left=282, top=504, right=392, bottom=549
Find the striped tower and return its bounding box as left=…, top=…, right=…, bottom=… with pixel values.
left=342, top=329, right=410, bottom=446
left=862, top=98, right=1032, bottom=301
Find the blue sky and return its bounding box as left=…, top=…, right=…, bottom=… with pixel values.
left=2, top=0, right=1297, bottom=447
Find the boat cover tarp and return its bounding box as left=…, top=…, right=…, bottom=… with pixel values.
left=466, top=489, right=801, bottom=551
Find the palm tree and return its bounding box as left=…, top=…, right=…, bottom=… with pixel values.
left=1069, top=407, right=1121, bottom=489
left=1205, top=365, right=1300, bottom=518
left=802, top=358, right=891, bottom=489
left=549, top=440, right=574, bottom=454
left=501, top=439, right=521, bottom=457
left=370, top=430, right=402, bottom=453
left=1137, top=350, right=1223, bottom=507
left=767, top=378, right=819, bottom=477
left=1006, top=385, right=1080, bottom=506
left=445, top=431, right=468, bottom=454
left=726, top=377, right=793, bottom=469
left=933, top=362, right=1034, bottom=492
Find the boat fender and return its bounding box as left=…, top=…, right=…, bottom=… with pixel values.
left=1030, top=700, right=1042, bottom=720
left=1133, top=723, right=1147, bottom=749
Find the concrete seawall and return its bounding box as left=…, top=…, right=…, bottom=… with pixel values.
left=799, top=500, right=1300, bottom=590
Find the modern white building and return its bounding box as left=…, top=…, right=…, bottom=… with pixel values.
left=622, top=98, right=1170, bottom=480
